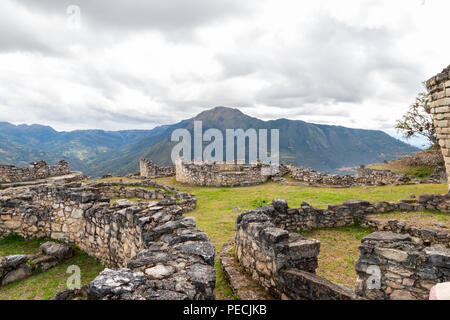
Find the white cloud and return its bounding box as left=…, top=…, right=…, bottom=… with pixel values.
left=0, top=0, right=449, bottom=136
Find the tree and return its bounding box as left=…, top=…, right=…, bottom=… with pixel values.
left=395, top=84, right=439, bottom=149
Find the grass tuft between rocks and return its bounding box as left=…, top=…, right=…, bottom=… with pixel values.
left=0, top=234, right=105, bottom=300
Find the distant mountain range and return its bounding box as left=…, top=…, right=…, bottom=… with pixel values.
left=0, top=107, right=419, bottom=177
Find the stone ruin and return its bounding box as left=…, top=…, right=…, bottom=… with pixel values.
left=427, top=64, right=450, bottom=190
left=0, top=160, right=71, bottom=183
left=175, top=160, right=281, bottom=187
left=1, top=241, right=73, bottom=286
left=140, top=159, right=175, bottom=178
left=174, top=159, right=444, bottom=188
left=0, top=178, right=215, bottom=300
left=286, top=165, right=444, bottom=187
left=230, top=197, right=450, bottom=300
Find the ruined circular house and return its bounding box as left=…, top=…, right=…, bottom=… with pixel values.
left=230, top=197, right=450, bottom=300
left=175, top=160, right=277, bottom=187
left=0, top=174, right=216, bottom=300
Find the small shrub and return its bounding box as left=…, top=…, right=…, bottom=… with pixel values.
left=250, top=199, right=271, bottom=208
left=405, top=166, right=435, bottom=179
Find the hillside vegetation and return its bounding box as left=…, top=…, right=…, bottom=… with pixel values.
left=367, top=149, right=444, bottom=179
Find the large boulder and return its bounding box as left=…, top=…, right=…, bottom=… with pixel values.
left=1, top=264, right=32, bottom=286
left=40, top=242, right=73, bottom=261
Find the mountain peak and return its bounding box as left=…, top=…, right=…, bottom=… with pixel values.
left=194, top=106, right=244, bottom=120
left=191, top=106, right=263, bottom=129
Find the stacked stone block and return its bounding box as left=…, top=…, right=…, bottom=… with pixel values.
left=0, top=180, right=215, bottom=300
left=234, top=197, right=449, bottom=300
left=287, top=165, right=413, bottom=187
left=0, top=160, right=71, bottom=183
left=139, top=159, right=175, bottom=178
left=176, top=161, right=273, bottom=187
left=427, top=65, right=450, bottom=189
left=234, top=209, right=320, bottom=298
left=355, top=231, right=450, bottom=300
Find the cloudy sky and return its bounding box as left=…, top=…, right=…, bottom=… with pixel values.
left=0, top=0, right=449, bottom=147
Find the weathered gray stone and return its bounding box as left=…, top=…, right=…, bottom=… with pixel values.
left=272, top=199, right=288, bottom=214
left=177, top=241, right=215, bottom=266
left=280, top=269, right=359, bottom=300
left=40, top=242, right=73, bottom=260
left=375, top=248, right=409, bottom=262
left=1, top=265, right=32, bottom=286
left=362, top=232, right=411, bottom=243
left=144, top=265, right=175, bottom=280
left=390, top=290, right=417, bottom=300
left=87, top=268, right=146, bottom=299
left=5, top=255, right=28, bottom=268
left=425, top=246, right=450, bottom=267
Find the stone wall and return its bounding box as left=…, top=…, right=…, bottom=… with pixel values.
left=427, top=65, right=450, bottom=189
left=140, top=159, right=175, bottom=178
left=234, top=197, right=450, bottom=300
left=175, top=160, right=443, bottom=188
left=355, top=232, right=450, bottom=300
left=287, top=166, right=357, bottom=187
left=0, top=160, right=71, bottom=183
left=176, top=161, right=274, bottom=187
left=287, top=165, right=418, bottom=187
left=0, top=180, right=215, bottom=300
left=260, top=196, right=450, bottom=248
left=234, top=207, right=358, bottom=300
left=354, top=166, right=409, bottom=185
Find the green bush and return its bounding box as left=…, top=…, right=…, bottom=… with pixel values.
left=250, top=199, right=271, bottom=208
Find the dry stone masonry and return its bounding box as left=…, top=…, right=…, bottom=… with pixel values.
left=0, top=178, right=215, bottom=300
left=262, top=196, right=450, bottom=247
left=174, top=159, right=443, bottom=188
left=0, top=160, right=71, bottom=183
left=234, top=204, right=359, bottom=300
left=355, top=232, right=450, bottom=300
left=175, top=161, right=275, bottom=187
left=140, top=159, right=175, bottom=178
left=233, top=197, right=450, bottom=300
left=287, top=165, right=442, bottom=187
left=427, top=65, right=450, bottom=189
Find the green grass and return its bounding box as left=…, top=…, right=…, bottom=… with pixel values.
left=403, top=166, right=435, bottom=179
left=82, top=177, right=142, bottom=184
left=214, top=258, right=238, bottom=300
left=0, top=234, right=48, bottom=256
left=298, top=225, right=373, bottom=289
left=0, top=234, right=105, bottom=300
left=154, top=177, right=448, bottom=299
left=372, top=210, right=450, bottom=228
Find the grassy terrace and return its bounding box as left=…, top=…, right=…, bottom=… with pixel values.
left=153, top=177, right=448, bottom=298
left=0, top=234, right=104, bottom=300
